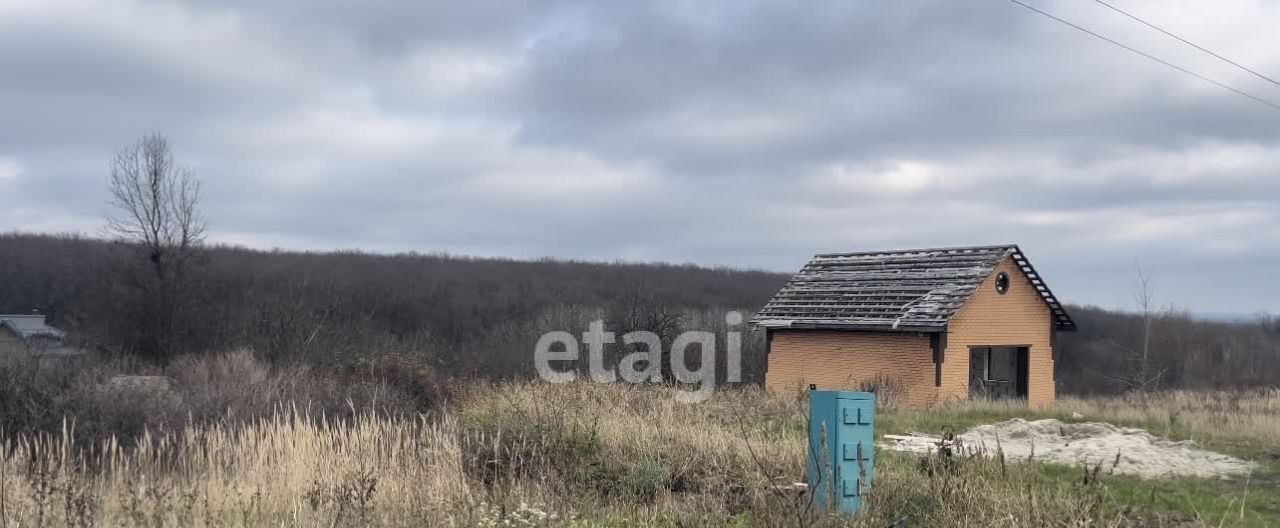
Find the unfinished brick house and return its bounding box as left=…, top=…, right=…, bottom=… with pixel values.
left=752, top=245, right=1075, bottom=407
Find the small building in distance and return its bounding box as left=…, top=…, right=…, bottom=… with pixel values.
left=752, top=245, right=1075, bottom=407
left=0, top=312, right=79, bottom=357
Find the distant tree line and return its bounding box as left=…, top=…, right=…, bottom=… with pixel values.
left=1, top=231, right=1276, bottom=395
left=0, top=232, right=780, bottom=384
left=1057, top=305, right=1280, bottom=395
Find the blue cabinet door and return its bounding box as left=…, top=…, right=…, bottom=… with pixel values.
left=835, top=397, right=874, bottom=511
left=807, top=390, right=874, bottom=515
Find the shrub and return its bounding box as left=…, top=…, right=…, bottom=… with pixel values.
left=855, top=373, right=905, bottom=410
left=0, top=349, right=432, bottom=444
left=459, top=390, right=606, bottom=493
left=619, top=460, right=672, bottom=503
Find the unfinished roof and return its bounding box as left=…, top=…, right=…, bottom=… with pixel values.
left=751, top=245, right=1075, bottom=333
left=0, top=314, right=67, bottom=341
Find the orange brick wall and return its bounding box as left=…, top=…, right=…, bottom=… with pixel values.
left=765, top=331, right=937, bottom=406
left=940, top=256, right=1055, bottom=407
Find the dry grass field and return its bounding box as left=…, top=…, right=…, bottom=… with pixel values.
left=1, top=374, right=1277, bottom=527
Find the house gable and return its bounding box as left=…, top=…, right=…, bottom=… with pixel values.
left=940, top=256, right=1056, bottom=406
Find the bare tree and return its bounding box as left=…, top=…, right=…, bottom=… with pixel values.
left=1087, top=265, right=1170, bottom=392
left=108, top=133, right=206, bottom=275
left=1132, top=266, right=1159, bottom=387
left=606, top=283, right=687, bottom=381
left=107, top=132, right=207, bottom=358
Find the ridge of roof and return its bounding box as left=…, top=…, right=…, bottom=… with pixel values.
left=813, top=244, right=1018, bottom=259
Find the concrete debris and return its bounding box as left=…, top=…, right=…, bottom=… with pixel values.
left=106, top=375, right=176, bottom=394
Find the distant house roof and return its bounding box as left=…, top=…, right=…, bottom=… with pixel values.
left=0, top=314, right=67, bottom=341
left=751, top=244, right=1075, bottom=333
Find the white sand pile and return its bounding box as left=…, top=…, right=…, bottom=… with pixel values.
left=883, top=418, right=1256, bottom=479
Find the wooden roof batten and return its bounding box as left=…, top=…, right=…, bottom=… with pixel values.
left=751, top=244, right=1077, bottom=333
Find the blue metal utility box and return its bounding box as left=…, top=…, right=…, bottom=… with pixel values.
left=807, top=390, right=874, bottom=515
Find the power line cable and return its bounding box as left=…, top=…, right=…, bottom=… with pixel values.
left=1092, top=0, right=1280, bottom=89
left=1007, top=0, right=1280, bottom=112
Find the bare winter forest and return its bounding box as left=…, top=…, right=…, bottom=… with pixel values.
left=3, top=232, right=1279, bottom=433
left=3, top=232, right=1280, bottom=526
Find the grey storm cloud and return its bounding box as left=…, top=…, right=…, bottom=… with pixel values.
left=1, top=0, right=1278, bottom=313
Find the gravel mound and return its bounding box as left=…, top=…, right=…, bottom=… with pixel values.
left=885, top=418, right=1256, bottom=479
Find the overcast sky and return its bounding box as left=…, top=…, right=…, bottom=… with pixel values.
left=1, top=1, right=1278, bottom=314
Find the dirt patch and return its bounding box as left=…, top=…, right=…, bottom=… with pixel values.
left=883, top=418, right=1257, bottom=480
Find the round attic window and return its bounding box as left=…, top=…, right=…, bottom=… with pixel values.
left=995, top=272, right=1010, bottom=295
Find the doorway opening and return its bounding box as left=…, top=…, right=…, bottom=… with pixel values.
left=968, top=346, right=1029, bottom=400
